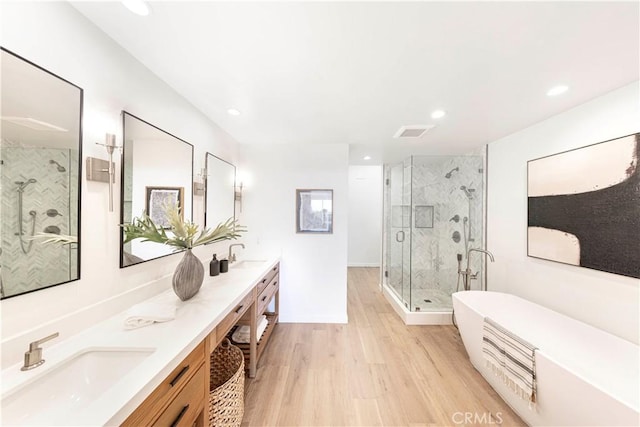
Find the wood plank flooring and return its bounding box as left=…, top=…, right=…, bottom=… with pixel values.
left=241, top=267, right=524, bottom=426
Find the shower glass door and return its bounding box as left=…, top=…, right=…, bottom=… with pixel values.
left=386, top=160, right=411, bottom=307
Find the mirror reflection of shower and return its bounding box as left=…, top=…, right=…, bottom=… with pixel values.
left=15, top=178, right=38, bottom=254
left=49, top=159, right=66, bottom=172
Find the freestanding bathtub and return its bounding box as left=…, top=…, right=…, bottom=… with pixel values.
left=453, top=291, right=639, bottom=426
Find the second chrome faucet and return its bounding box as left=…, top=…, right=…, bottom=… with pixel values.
left=228, top=243, right=245, bottom=264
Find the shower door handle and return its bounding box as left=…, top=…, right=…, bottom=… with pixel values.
left=395, top=231, right=405, bottom=242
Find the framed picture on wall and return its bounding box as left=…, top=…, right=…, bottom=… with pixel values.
left=296, top=189, right=333, bottom=233
left=146, top=186, right=184, bottom=228
left=527, top=132, right=640, bottom=279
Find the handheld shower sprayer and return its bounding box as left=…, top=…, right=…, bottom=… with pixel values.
left=15, top=178, right=37, bottom=192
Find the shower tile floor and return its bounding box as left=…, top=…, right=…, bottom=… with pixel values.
left=410, top=288, right=453, bottom=312
left=387, top=283, right=454, bottom=312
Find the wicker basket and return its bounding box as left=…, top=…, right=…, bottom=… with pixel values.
left=209, top=338, right=245, bottom=427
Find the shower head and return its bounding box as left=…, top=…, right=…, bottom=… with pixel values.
left=445, top=167, right=459, bottom=179
left=15, top=178, right=37, bottom=192
left=449, top=215, right=460, bottom=223
left=49, top=159, right=66, bottom=172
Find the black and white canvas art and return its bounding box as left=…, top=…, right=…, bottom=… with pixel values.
left=527, top=133, right=640, bottom=279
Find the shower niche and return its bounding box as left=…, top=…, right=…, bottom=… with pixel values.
left=383, top=154, right=486, bottom=317
left=0, top=48, right=82, bottom=299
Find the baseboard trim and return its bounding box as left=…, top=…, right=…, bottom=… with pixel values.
left=347, top=263, right=380, bottom=268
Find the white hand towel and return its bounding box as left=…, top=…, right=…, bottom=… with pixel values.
left=124, top=301, right=176, bottom=330
left=232, top=315, right=268, bottom=343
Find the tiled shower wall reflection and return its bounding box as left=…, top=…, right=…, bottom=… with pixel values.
left=1, top=147, right=78, bottom=297
left=384, top=154, right=485, bottom=312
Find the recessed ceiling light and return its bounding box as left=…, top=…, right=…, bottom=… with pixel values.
left=122, top=0, right=150, bottom=16
left=363, top=156, right=371, bottom=160
left=547, top=85, right=569, bottom=97
left=227, top=108, right=241, bottom=116
left=431, top=110, right=446, bottom=119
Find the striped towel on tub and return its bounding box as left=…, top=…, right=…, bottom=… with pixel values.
left=482, top=317, right=538, bottom=408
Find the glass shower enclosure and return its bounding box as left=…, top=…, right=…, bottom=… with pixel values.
left=383, top=154, right=485, bottom=313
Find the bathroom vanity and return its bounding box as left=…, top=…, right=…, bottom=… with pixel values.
left=0, top=258, right=281, bottom=426
left=122, top=261, right=280, bottom=426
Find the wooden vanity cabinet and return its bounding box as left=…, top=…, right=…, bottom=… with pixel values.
left=234, top=263, right=280, bottom=376
left=121, top=342, right=206, bottom=427
left=121, top=261, right=280, bottom=424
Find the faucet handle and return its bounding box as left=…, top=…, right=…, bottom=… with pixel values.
left=21, top=332, right=59, bottom=371
left=29, top=332, right=59, bottom=351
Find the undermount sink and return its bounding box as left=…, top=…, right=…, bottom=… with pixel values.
left=2, top=347, right=155, bottom=425
left=232, top=260, right=267, bottom=269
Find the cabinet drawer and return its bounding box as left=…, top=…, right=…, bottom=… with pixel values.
left=122, top=342, right=205, bottom=426
left=257, top=275, right=278, bottom=315
left=256, top=263, right=279, bottom=295
left=217, top=290, right=254, bottom=338
left=154, top=364, right=205, bottom=427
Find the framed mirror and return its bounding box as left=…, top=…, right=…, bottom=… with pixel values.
left=0, top=48, right=83, bottom=299
left=120, top=112, right=193, bottom=267
left=205, top=153, right=236, bottom=229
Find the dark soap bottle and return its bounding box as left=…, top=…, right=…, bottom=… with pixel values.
left=220, top=259, right=229, bottom=273
left=209, top=254, right=220, bottom=276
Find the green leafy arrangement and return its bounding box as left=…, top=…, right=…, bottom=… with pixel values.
left=122, top=203, right=245, bottom=250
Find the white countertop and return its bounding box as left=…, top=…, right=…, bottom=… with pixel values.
left=0, top=256, right=280, bottom=426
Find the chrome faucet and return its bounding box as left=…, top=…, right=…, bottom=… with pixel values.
left=21, top=332, right=59, bottom=371
left=459, top=248, right=495, bottom=291
left=228, top=243, right=245, bottom=263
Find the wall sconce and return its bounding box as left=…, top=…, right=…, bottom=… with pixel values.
left=86, top=134, right=121, bottom=212
left=235, top=182, right=243, bottom=213
left=193, top=167, right=206, bottom=196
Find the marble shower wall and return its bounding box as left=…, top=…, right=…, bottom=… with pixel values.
left=383, top=154, right=486, bottom=311
left=410, top=155, right=484, bottom=297
left=1, top=147, right=78, bottom=297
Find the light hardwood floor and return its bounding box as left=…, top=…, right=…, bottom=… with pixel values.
left=241, top=267, right=525, bottom=426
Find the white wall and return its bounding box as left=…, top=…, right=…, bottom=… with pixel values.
left=487, top=82, right=640, bottom=344
left=240, top=144, right=349, bottom=323
left=347, top=165, right=382, bottom=267
left=0, top=2, right=241, bottom=367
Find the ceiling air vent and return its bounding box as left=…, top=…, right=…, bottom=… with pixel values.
left=393, top=125, right=435, bottom=139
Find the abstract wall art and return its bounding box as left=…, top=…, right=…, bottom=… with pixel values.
left=527, top=133, right=640, bottom=278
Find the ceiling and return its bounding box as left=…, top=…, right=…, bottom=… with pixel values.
left=71, top=1, right=639, bottom=165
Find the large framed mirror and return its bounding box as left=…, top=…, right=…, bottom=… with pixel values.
left=205, top=153, right=236, bottom=229
left=120, top=112, right=193, bottom=267
left=0, top=48, right=83, bottom=299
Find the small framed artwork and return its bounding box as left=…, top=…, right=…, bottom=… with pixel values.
left=145, top=186, right=184, bottom=228
left=296, top=189, right=333, bottom=233
left=415, top=205, right=434, bottom=228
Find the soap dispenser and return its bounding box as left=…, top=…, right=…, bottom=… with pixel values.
left=209, top=254, right=220, bottom=276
